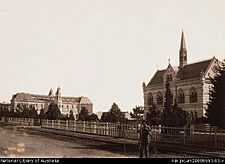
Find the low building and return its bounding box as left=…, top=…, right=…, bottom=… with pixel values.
left=11, top=87, right=93, bottom=119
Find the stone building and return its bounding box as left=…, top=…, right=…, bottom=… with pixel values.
left=142, top=31, right=221, bottom=121
left=11, top=87, right=93, bottom=119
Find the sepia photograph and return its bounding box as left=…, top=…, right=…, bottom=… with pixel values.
left=0, top=0, right=225, bottom=161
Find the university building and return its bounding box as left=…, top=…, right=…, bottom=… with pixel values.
left=11, top=87, right=93, bottom=119
left=142, top=31, right=221, bottom=121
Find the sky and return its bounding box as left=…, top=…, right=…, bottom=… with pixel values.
left=0, top=0, right=225, bottom=113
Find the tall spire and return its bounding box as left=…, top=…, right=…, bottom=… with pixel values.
left=180, top=30, right=186, bottom=50
left=179, top=30, right=187, bottom=68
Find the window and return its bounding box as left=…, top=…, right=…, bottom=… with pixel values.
left=147, top=93, right=153, bottom=106
left=166, top=74, right=172, bottom=82
left=189, top=87, right=197, bottom=103
left=178, top=89, right=185, bottom=103
left=157, top=92, right=163, bottom=105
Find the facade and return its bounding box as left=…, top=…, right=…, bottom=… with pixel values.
left=142, top=32, right=221, bottom=121
left=11, top=87, right=93, bottom=119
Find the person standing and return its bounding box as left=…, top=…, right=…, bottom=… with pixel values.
left=139, top=120, right=152, bottom=158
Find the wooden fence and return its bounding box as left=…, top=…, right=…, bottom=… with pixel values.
left=3, top=117, right=225, bottom=150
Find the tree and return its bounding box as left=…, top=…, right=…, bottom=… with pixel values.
left=0, top=105, right=10, bottom=117
left=29, top=105, right=38, bottom=118
left=15, top=103, right=23, bottom=117
left=39, top=108, right=46, bottom=119
left=171, top=101, right=189, bottom=127
left=162, top=80, right=188, bottom=127
left=60, top=114, right=69, bottom=120
left=46, top=102, right=61, bottom=120
left=205, top=60, right=225, bottom=129
left=68, top=110, right=75, bottom=120
left=78, top=107, right=89, bottom=121
left=130, top=106, right=144, bottom=122
left=146, top=103, right=161, bottom=125
left=100, top=103, right=126, bottom=123
left=87, top=113, right=99, bottom=122
left=100, top=112, right=109, bottom=122
left=162, top=80, right=174, bottom=126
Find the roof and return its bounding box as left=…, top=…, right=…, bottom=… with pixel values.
left=79, top=96, right=93, bottom=104
left=147, top=69, right=166, bottom=86
left=147, top=58, right=213, bottom=86
left=177, top=58, right=213, bottom=80
left=12, top=93, right=92, bottom=104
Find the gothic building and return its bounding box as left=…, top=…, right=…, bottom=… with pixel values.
left=142, top=31, right=221, bottom=121
left=11, top=87, right=93, bottom=119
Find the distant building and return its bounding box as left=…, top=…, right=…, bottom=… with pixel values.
left=11, top=87, right=93, bottom=119
left=143, top=31, right=221, bottom=122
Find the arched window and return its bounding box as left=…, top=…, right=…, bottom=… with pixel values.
left=166, top=74, right=173, bottom=82
left=157, top=91, right=163, bottom=105
left=189, top=87, right=197, bottom=103
left=147, top=93, right=153, bottom=106
left=178, top=89, right=185, bottom=103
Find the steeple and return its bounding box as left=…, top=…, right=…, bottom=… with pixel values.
left=179, top=30, right=187, bottom=68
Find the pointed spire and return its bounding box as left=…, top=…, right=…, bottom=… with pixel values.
left=179, top=30, right=187, bottom=68
left=180, top=30, right=186, bottom=50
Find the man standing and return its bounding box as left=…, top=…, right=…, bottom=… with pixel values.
left=139, top=120, right=152, bottom=158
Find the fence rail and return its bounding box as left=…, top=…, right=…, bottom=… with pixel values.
left=2, top=117, right=225, bottom=150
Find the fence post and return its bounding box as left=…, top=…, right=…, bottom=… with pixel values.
left=73, top=120, right=76, bottom=131
left=66, top=120, right=68, bottom=130
left=83, top=121, right=86, bottom=132
left=51, top=120, right=53, bottom=129
left=214, top=127, right=217, bottom=148
left=57, top=120, right=60, bottom=130
left=93, top=122, right=96, bottom=134
left=106, top=122, right=109, bottom=135
left=183, top=126, right=186, bottom=144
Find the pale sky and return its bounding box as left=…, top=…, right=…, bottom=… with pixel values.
left=0, top=0, right=225, bottom=113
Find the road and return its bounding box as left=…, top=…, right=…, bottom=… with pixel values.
left=0, top=125, right=201, bottom=158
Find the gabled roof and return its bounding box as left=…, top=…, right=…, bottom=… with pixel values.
left=177, top=58, right=213, bottom=80
left=147, top=69, right=166, bottom=86
left=147, top=58, right=214, bottom=86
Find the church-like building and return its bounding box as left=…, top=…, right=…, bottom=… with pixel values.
left=142, top=31, right=221, bottom=121
left=11, top=87, right=93, bottom=119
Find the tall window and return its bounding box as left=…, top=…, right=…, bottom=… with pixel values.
left=147, top=93, right=153, bottom=106
left=178, top=89, right=185, bottom=103
left=157, top=91, right=163, bottom=105
left=189, top=87, right=197, bottom=103
left=166, top=74, right=173, bottom=82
